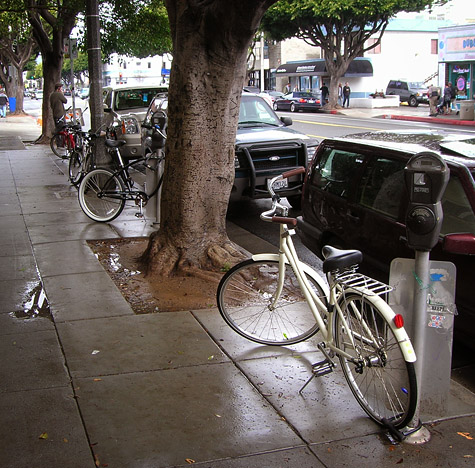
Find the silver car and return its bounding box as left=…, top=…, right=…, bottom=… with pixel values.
left=103, top=85, right=168, bottom=158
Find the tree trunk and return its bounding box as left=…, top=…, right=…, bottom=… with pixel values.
left=141, top=0, right=277, bottom=277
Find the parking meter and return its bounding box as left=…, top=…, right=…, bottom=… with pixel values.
left=404, top=152, right=450, bottom=251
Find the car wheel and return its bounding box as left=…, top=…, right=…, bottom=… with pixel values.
left=409, top=96, right=418, bottom=107
left=290, top=103, right=296, bottom=112
left=273, top=102, right=278, bottom=111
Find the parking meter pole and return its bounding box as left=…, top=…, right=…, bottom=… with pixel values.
left=403, top=250, right=432, bottom=444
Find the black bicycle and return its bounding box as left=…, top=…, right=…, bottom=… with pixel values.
left=77, top=111, right=167, bottom=222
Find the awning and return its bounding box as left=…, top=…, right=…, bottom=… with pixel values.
left=275, top=58, right=373, bottom=77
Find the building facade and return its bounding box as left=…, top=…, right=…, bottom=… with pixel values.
left=250, top=18, right=450, bottom=99
left=438, top=24, right=475, bottom=100
left=102, top=54, right=172, bottom=87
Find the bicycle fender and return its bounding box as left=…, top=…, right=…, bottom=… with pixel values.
left=361, top=292, right=417, bottom=363
left=251, top=253, right=330, bottom=298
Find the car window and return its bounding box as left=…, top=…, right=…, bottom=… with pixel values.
left=114, top=88, right=166, bottom=111
left=357, top=158, right=406, bottom=218
left=311, top=148, right=364, bottom=198
left=441, top=175, right=475, bottom=235
left=239, top=96, right=281, bottom=126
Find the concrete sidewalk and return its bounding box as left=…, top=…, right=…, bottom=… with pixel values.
left=1, top=113, right=474, bottom=468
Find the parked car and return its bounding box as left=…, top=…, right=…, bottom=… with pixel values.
left=385, top=80, right=429, bottom=107
left=31, top=90, right=43, bottom=100
left=141, top=92, right=319, bottom=208
left=273, top=91, right=322, bottom=112
left=79, top=88, right=89, bottom=99
left=297, top=129, right=475, bottom=349
left=102, top=84, right=168, bottom=158
left=260, top=90, right=285, bottom=105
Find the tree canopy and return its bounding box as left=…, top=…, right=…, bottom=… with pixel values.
left=261, top=0, right=446, bottom=106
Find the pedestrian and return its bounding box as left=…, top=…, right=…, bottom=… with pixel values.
left=284, top=82, right=291, bottom=93
left=427, top=83, right=439, bottom=116
left=442, top=83, right=452, bottom=115
left=448, top=82, right=457, bottom=112
left=342, top=82, right=351, bottom=108
left=0, top=89, right=8, bottom=118
left=338, top=83, right=343, bottom=106
left=320, top=82, right=329, bottom=103
left=50, top=83, right=67, bottom=126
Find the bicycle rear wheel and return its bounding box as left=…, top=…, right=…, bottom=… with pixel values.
left=217, top=259, right=325, bottom=345
left=334, top=292, right=417, bottom=428
left=50, top=133, right=68, bottom=158
left=78, top=168, right=125, bottom=222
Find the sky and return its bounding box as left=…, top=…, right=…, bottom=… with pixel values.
left=398, top=0, right=475, bottom=24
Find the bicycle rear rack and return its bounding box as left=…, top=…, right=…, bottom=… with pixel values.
left=335, top=270, right=394, bottom=298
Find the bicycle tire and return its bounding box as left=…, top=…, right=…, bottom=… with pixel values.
left=50, top=133, right=68, bottom=158
left=334, top=292, right=417, bottom=428
left=78, top=168, right=126, bottom=222
left=68, top=150, right=83, bottom=186
left=217, top=258, right=325, bottom=345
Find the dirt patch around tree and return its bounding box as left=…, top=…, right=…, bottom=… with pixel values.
left=88, top=238, right=223, bottom=313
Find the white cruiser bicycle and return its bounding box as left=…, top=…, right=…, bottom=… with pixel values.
left=217, top=167, right=418, bottom=430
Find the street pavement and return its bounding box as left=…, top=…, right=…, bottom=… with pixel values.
left=0, top=109, right=474, bottom=468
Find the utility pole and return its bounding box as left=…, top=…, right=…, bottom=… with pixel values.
left=85, top=0, right=107, bottom=163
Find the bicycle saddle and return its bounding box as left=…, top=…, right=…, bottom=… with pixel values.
left=322, top=245, right=363, bottom=273
left=105, top=139, right=127, bottom=148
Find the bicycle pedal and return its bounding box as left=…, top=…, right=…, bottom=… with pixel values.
left=311, top=358, right=335, bottom=377
left=299, top=358, right=336, bottom=394
left=134, top=212, right=144, bottom=218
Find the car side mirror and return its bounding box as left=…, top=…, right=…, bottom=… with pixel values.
left=281, top=116, right=292, bottom=126
left=442, top=233, right=475, bottom=255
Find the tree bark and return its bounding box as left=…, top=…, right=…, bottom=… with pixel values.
left=141, top=0, right=277, bottom=277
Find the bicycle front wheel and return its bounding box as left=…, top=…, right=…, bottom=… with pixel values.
left=68, top=150, right=83, bottom=186
left=217, top=259, right=325, bottom=345
left=334, top=293, right=417, bottom=428
left=50, top=134, right=68, bottom=158
left=78, top=168, right=125, bottom=222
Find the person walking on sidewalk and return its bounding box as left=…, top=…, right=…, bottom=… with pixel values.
left=342, top=82, right=351, bottom=108
left=442, top=83, right=452, bottom=115
left=320, top=82, right=329, bottom=104
left=50, top=83, right=67, bottom=126
left=0, top=89, right=8, bottom=118
left=428, top=83, right=439, bottom=116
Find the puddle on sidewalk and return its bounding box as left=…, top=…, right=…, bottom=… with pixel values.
left=9, top=281, right=53, bottom=321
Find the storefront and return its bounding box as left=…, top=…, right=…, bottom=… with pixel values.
left=274, top=58, right=373, bottom=94
left=438, top=24, right=475, bottom=101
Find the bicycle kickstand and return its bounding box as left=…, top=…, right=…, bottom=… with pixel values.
left=299, top=343, right=337, bottom=394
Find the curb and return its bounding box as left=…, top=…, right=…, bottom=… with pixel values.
left=380, top=114, right=475, bottom=127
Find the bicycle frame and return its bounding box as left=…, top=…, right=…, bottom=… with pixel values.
left=98, top=150, right=163, bottom=202
left=252, top=221, right=416, bottom=363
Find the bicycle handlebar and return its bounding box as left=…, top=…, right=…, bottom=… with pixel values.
left=260, top=166, right=306, bottom=223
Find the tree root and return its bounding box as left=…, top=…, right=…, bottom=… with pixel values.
left=140, top=230, right=248, bottom=279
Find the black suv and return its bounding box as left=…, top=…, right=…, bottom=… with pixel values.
left=141, top=93, right=319, bottom=208
left=386, top=80, right=429, bottom=107
left=297, top=130, right=475, bottom=349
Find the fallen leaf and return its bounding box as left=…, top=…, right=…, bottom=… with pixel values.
left=185, top=458, right=195, bottom=464
left=463, top=455, right=473, bottom=458
left=457, top=432, right=473, bottom=440
left=93, top=378, right=102, bottom=382
left=91, top=350, right=100, bottom=355
left=63, top=438, right=69, bottom=443
left=215, top=414, right=222, bottom=418
left=38, top=432, right=48, bottom=440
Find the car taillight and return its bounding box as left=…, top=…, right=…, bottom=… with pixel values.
left=299, top=99, right=306, bottom=103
